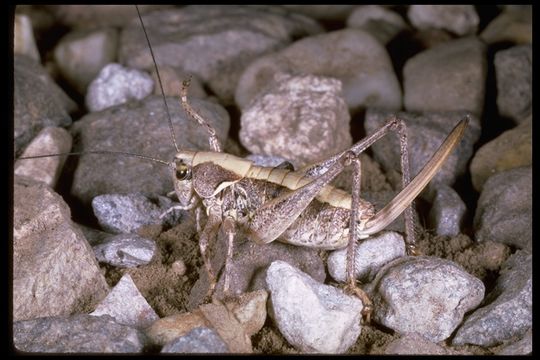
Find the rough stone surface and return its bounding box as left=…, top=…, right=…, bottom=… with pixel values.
left=346, top=5, right=408, bottom=44
left=14, top=55, right=73, bottom=156
left=403, top=37, right=486, bottom=117
left=92, top=193, right=180, bottom=234
left=14, top=127, right=72, bottom=187
left=70, top=95, right=229, bottom=205
left=474, top=166, right=532, bottom=250
left=266, top=261, right=363, bottom=353
left=161, top=327, right=229, bottom=353
left=327, top=231, right=406, bottom=283
left=470, top=117, right=532, bottom=192
left=90, top=274, right=159, bottom=328
left=150, top=66, right=206, bottom=99
left=120, top=5, right=322, bottom=103
left=54, top=27, right=118, bottom=94
left=408, top=5, right=479, bottom=36
left=365, top=110, right=481, bottom=198
left=480, top=8, right=532, bottom=44
left=235, top=28, right=402, bottom=112
left=13, top=314, right=147, bottom=353
left=93, top=233, right=156, bottom=268
left=86, top=63, right=154, bottom=112
left=14, top=14, right=40, bottom=61
left=189, top=235, right=325, bottom=310
left=240, top=74, right=352, bottom=168
left=13, top=177, right=109, bottom=322
left=497, top=328, right=532, bottom=355
left=453, top=250, right=532, bottom=347
left=427, top=185, right=466, bottom=237
left=384, top=332, right=458, bottom=355
left=494, top=45, right=532, bottom=123
left=367, top=256, right=485, bottom=343
left=282, top=5, right=356, bottom=21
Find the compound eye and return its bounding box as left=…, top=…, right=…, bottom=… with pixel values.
left=176, top=163, right=191, bottom=180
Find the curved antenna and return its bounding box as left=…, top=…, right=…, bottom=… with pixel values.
left=18, top=150, right=169, bottom=166
left=136, top=5, right=180, bottom=153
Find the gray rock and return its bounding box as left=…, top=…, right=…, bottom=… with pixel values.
left=120, top=5, right=322, bottom=103
left=78, top=224, right=111, bottom=246
left=327, top=231, right=406, bottom=283
left=347, top=5, right=408, bottom=44
left=368, top=256, right=485, bottom=342
left=497, top=328, right=532, bottom=355
left=54, top=27, right=119, bottom=94
left=14, top=14, right=40, bottom=61
left=474, top=166, right=532, bottom=250
left=91, top=274, right=159, bottom=328
left=453, top=250, right=531, bottom=347
left=236, top=28, right=402, bottom=112
left=480, top=7, right=532, bottom=45
left=282, top=5, right=356, bottom=21
left=365, top=110, right=481, bottom=198
left=86, top=63, right=154, bottom=112
left=14, top=127, right=72, bottom=187
left=14, top=55, right=73, bottom=156
left=70, top=95, right=229, bottom=205
left=240, top=74, right=352, bottom=168
left=495, top=45, right=532, bottom=123
left=266, top=261, right=363, bottom=353
left=92, top=193, right=180, bottom=234
left=93, top=233, right=156, bottom=268
left=188, top=235, right=325, bottom=310
left=161, top=327, right=229, bottom=353
left=13, top=177, right=109, bottom=321
left=428, top=185, right=466, bottom=237
left=403, top=37, right=487, bottom=117
left=384, top=332, right=457, bottom=355
left=13, top=314, right=147, bottom=353
left=470, top=117, right=532, bottom=192
left=408, top=5, right=479, bottom=36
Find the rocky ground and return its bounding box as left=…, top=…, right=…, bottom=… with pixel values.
left=13, top=5, right=531, bottom=355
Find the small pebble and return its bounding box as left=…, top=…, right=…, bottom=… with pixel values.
left=170, top=260, right=187, bottom=276
left=428, top=185, right=466, bottom=237
left=93, top=234, right=156, bottom=268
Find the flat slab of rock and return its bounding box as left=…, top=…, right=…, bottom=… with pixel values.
left=368, top=256, right=485, bottom=343
left=13, top=314, right=147, bottom=353
left=236, top=28, right=402, bottom=112
left=90, top=274, right=159, bottom=328
left=266, top=261, right=363, bottom=353
left=403, top=37, right=486, bottom=117
left=13, top=176, right=109, bottom=321
left=70, top=95, right=229, bottom=205
left=453, top=250, right=532, bottom=347
left=473, top=166, right=532, bottom=250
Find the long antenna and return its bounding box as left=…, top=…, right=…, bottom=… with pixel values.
left=18, top=151, right=169, bottom=166
left=136, top=5, right=180, bottom=153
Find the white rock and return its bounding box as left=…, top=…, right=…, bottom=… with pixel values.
left=327, top=231, right=406, bottom=283
left=91, top=274, right=159, bottom=328
left=14, top=14, right=40, bottom=61
left=266, top=261, right=363, bottom=353
left=408, top=5, right=479, bottom=36
left=93, top=234, right=156, bottom=268
left=347, top=5, right=408, bottom=44
left=86, top=63, right=154, bottom=112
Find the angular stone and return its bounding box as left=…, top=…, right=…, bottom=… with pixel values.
left=480, top=8, right=532, bottom=44
left=86, top=63, right=154, bottom=112
left=453, top=250, right=532, bottom=347
left=327, top=231, right=406, bottom=283
left=428, top=185, right=466, bottom=237
left=14, top=127, right=72, bottom=187
left=368, top=256, right=485, bottom=342
left=13, top=177, right=109, bottom=321
left=54, top=27, right=118, bottom=94
left=93, top=234, right=156, bottom=268
left=266, top=261, right=363, bottom=353
left=408, top=5, right=479, bottom=36
left=236, top=28, right=402, bottom=112
left=13, top=314, right=147, bottom=353
left=403, top=37, right=486, bottom=117
left=470, top=118, right=532, bottom=192
left=161, top=327, right=229, bottom=353
left=90, top=274, right=159, bottom=328
left=474, top=166, right=532, bottom=250
left=239, top=74, right=351, bottom=168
